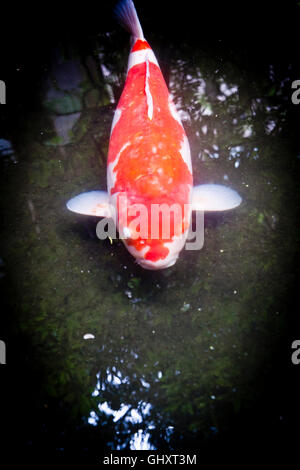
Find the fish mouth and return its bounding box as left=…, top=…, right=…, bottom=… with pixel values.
left=137, top=257, right=177, bottom=270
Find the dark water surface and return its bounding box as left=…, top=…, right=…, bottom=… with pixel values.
left=1, top=1, right=299, bottom=464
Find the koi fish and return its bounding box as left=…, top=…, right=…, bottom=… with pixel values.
left=66, top=0, right=241, bottom=270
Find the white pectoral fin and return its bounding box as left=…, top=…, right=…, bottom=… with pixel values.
left=192, top=184, right=242, bottom=211
left=66, top=191, right=113, bottom=217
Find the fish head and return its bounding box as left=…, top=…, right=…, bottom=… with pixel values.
left=116, top=192, right=191, bottom=270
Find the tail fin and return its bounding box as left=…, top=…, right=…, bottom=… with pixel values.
left=115, top=0, right=144, bottom=39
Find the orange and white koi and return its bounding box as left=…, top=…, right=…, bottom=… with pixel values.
left=66, top=0, right=241, bottom=270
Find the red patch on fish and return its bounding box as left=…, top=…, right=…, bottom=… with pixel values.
left=108, top=43, right=192, bottom=262
left=131, top=39, right=151, bottom=52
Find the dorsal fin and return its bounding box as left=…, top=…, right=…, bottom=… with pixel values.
left=145, top=56, right=153, bottom=120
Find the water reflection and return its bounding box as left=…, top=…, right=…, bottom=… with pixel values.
left=86, top=368, right=160, bottom=449
left=86, top=362, right=176, bottom=450
left=0, top=138, right=17, bottom=164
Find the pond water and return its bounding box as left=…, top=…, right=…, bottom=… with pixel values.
left=1, top=2, right=299, bottom=463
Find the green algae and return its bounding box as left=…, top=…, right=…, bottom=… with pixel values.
left=1, top=35, right=298, bottom=454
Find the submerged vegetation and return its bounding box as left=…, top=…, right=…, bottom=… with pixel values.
left=0, top=8, right=299, bottom=461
